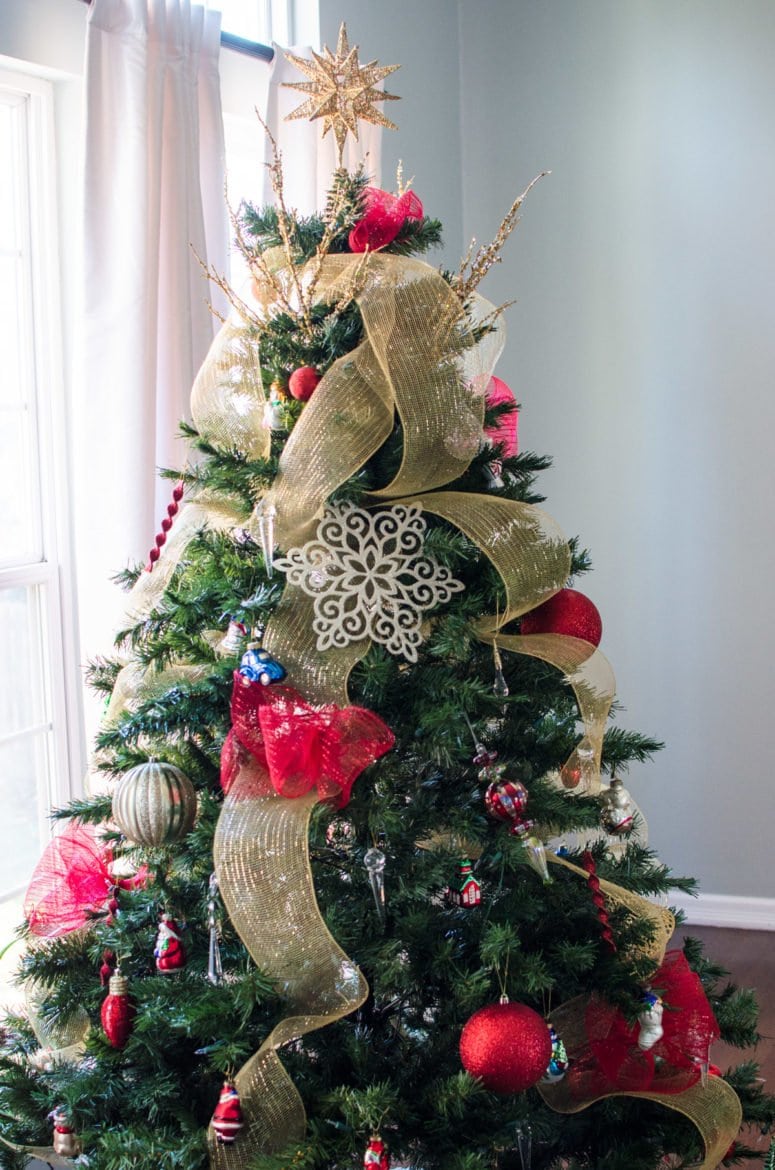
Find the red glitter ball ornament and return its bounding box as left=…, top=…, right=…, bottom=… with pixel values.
left=520, top=588, right=602, bottom=646
left=460, top=1001, right=552, bottom=1093
left=288, top=366, right=321, bottom=401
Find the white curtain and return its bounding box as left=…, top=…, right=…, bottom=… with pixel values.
left=260, top=43, right=383, bottom=214
left=77, top=0, right=228, bottom=694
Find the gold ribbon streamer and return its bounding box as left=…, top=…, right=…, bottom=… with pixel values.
left=211, top=762, right=368, bottom=1166
left=259, top=256, right=505, bottom=550
left=190, top=315, right=271, bottom=462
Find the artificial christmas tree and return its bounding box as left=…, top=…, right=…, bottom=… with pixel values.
left=0, top=24, right=773, bottom=1170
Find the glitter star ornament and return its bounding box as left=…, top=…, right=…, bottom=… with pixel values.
left=274, top=503, right=463, bottom=662
left=283, top=25, right=400, bottom=163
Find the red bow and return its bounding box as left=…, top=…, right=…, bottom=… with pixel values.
left=348, top=187, right=424, bottom=253
left=24, top=824, right=147, bottom=938
left=223, top=676, right=395, bottom=808
left=583, top=950, right=719, bottom=1094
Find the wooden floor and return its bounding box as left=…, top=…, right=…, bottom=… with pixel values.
left=673, top=925, right=775, bottom=1167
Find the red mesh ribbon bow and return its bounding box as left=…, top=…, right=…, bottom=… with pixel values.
left=583, top=949, right=720, bottom=1094
left=24, top=823, right=146, bottom=938
left=223, top=675, right=395, bottom=808
left=348, top=187, right=424, bottom=253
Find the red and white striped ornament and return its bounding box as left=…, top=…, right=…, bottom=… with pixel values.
left=211, top=1081, right=244, bottom=1144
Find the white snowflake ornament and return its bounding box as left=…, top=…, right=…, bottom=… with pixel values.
left=274, top=504, right=464, bottom=662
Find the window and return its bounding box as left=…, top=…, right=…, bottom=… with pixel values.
left=220, top=0, right=318, bottom=48
left=0, top=67, right=80, bottom=967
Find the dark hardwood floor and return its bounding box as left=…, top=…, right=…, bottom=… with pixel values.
left=673, top=925, right=775, bottom=1167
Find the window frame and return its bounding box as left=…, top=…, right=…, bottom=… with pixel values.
left=0, top=65, right=84, bottom=902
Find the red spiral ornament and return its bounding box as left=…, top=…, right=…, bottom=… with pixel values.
left=146, top=480, right=184, bottom=571
left=582, top=851, right=616, bottom=952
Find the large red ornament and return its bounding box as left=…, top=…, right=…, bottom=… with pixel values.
left=484, top=375, right=519, bottom=458
left=288, top=366, right=321, bottom=401
left=101, top=971, right=135, bottom=1049
left=520, top=588, right=602, bottom=647
left=460, top=1001, right=552, bottom=1093
left=211, top=1081, right=244, bottom=1144
left=349, top=187, right=423, bottom=252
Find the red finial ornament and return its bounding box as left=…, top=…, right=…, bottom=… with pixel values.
left=146, top=480, right=184, bottom=572
left=582, top=851, right=616, bottom=952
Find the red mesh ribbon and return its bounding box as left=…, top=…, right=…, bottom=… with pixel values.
left=223, top=675, right=395, bottom=807
left=582, top=950, right=720, bottom=1095
left=24, top=824, right=145, bottom=938
left=348, top=187, right=424, bottom=253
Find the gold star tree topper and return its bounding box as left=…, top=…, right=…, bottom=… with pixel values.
left=283, top=25, right=400, bottom=164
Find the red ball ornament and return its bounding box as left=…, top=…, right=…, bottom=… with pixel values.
left=288, top=366, right=321, bottom=401
left=484, top=779, right=528, bottom=822
left=520, top=588, right=602, bottom=647
left=460, top=1000, right=553, bottom=1093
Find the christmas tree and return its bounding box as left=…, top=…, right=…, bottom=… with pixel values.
left=1, top=26, right=773, bottom=1170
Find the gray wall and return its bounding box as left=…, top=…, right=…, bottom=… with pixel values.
left=457, top=1, right=775, bottom=899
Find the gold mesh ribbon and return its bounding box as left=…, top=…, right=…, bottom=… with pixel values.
left=190, top=315, right=271, bottom=462
left=259, top=256, right=504, bottom=550
left=211, top=761, right=368, bottom=1165
left=539, top=855, right=741, bottom=1168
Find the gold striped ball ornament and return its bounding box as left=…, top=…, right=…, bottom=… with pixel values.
left=112, top=761, right=197, bottom=847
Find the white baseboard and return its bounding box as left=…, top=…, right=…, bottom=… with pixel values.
left=670, top=892, right=775, bottom=931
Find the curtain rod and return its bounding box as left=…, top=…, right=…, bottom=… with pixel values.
left=75, top=0, right=275, bottom=61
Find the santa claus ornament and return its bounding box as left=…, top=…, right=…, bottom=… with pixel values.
left=155, top=913, right=187, bottom=973
left=460, top=998, right=552, bottom=1093
left=211, top=1081, right=244, bottom=1144
left=364, top=1134, right=390, bottom=1170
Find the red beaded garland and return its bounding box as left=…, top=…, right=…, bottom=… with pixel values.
left=520, top=588, right=602, bottom=646
left=460, top=1001, right=552, bottom=1093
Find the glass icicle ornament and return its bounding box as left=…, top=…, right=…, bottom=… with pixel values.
left=207, top=873, right=224, bottom=986
left=253, top=498, right=278, bottom=576
left=516, top=1123, right=532, bottom=1170
left=363, top=846, right=386, bottom=922
left=492, top=640, right=509, bottom=698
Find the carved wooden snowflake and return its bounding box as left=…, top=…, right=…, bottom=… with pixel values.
left=274, top=504, right=463, bottom=662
